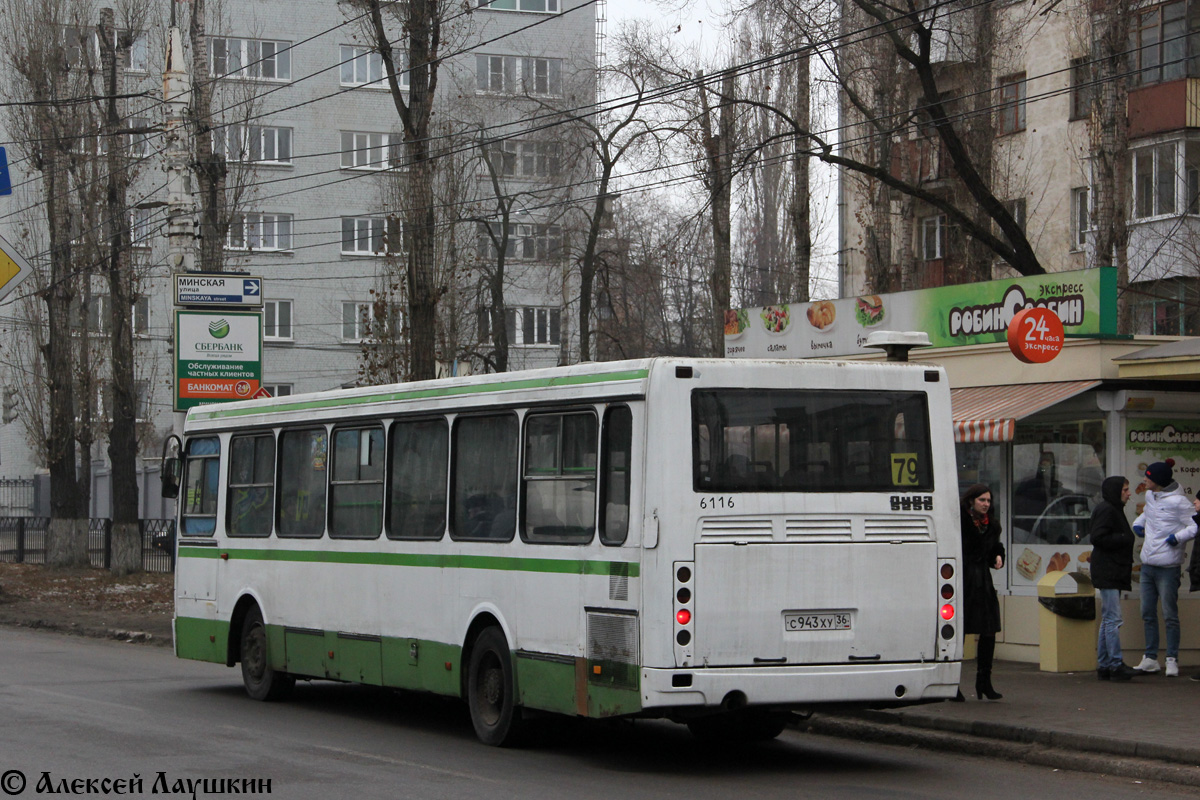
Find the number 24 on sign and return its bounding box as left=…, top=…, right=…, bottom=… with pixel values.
left=1007, top=307, right=1064, bottom=364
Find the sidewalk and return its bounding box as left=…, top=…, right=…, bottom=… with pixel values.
left=800, top=659, right=1200, bottom=787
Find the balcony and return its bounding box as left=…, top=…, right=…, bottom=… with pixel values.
left=1128, top=78, right=1200, bottom=140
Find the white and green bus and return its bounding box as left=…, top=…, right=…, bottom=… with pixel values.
left=165, top=357, right=962, bottom=745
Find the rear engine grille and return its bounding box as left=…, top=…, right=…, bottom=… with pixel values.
left=864, top=516, right=932, bottom=541
left=699, top=518, right=774, bottom=542
left=587, top=611, right=639, bottom=689
left=784, top=517, right=853, bottom=541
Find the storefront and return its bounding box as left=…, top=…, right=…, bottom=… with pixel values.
left=726, top=268, right=1200, bottom=665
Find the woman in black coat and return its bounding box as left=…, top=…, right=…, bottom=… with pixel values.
left=1088, top=476, right=1138, bottom=681
left=961, top=483, right=1005, bottom=700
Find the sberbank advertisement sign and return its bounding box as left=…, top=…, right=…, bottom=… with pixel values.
left=724, top=267, right=1117, bottom=359
left=174, top=310, right=262, bottom=411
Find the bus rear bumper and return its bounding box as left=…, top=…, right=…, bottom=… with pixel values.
left=640, top=661, right=962, bottom=710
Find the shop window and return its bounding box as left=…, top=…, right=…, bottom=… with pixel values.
left=1010, top=419, right=1106, bottom=548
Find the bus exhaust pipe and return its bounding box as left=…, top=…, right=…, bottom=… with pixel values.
left=721, top=691, right=748, bottom=711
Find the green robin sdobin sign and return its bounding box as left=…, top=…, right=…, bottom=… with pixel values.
left=175, top=310, right=262, bottom=411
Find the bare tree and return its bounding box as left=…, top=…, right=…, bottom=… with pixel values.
left=343, top=0, right=457, bottom=381
left=0, top=0, right=97, bottom=564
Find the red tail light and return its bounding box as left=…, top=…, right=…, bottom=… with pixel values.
left=940, top=604, right=955, bottom=621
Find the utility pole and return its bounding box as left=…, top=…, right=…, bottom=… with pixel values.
left=164, top=5, right=197, bottom=274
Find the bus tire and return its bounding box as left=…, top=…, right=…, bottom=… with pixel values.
left=240, top=606, right=294, bottom=702
left=467, top=627, right=523, bottom=746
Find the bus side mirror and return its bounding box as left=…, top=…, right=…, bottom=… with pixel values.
left=161, top=434, right=182, bottom=500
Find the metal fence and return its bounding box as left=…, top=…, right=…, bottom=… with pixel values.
left=0, top=517, right=175, bottom=573
left=0, top=478, right=35, bottom=517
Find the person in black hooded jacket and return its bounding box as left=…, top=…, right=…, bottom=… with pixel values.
left=1087, top=476, right=1141, bottom=682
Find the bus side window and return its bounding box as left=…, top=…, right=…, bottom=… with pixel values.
left=278, top=428, right=328, bottom=538
left=600, top=405, right=632, bottom=545
left=181, top=437, right=220, bottom=535
left=228, top=433, right=275, bottom=537
left=329, top=426, right=385, bottom=538
left=388, top=418, right=448, bottom=540
left=451, top=414, right=517, bottom=541
left=522, top=411, right=597, bottom=543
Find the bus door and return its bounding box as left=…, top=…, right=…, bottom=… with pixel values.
left=176, top=436, right=221, bottom=604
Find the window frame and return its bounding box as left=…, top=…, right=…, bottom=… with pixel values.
left=226, top=212, right=294, bottom=251
left=180, top=436, right=221, bottom=536
left=226, top=432, right=276, bottom=538
left=920, top=214, right=946, bottom=261
left=599, top=404, right=634, bottom=546
left=520, top=409, right=599, bottom=545
left=477, top=0, right=561, bottom=12
left=341, top=216, right=399, bottom=255
left=387, top=416, right=450, bottom=541
left=210, top=37, right=292, bottom=81
left=328, top=425, right=386, bottom=540
left=1069, top=57, right=1092, bottom=121
left=339, top=44, right=408, bottom=90
left=1132, top=142, right=1180, bottom=219
left=1071, top=187, right=1090, bottom=250
left=340, top=130, right=402, bottom=171
left=450, top=412, right=520, bottom=542
left=275, top=427, right=329, bottom=539
left=217, top=124, right=293, bottom=165
left=264, top=299, right=294, bottom=341
left=997, top=73, right=1027, bottom=135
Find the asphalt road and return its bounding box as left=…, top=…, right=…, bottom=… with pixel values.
left=0, top=629, right=1191, bottom=799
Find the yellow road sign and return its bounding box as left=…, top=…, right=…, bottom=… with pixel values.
left=0, top=234, right=34, bottom=302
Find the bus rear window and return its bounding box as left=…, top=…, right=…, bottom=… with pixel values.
left=692, top=389, right=933, bottom=493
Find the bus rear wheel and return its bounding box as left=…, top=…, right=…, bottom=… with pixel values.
left=240, top=606, right=294, bottom=702
left=467, top=627, right=524, bottom=746
left=687, top=710, right=790, bottom=743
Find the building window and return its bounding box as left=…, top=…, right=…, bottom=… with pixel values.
left=130, top=208, right=154, bottom=247
left=1133, top=1, right=1188, bottom=86
left=341, top=216, right=400, bottom=255
left=1003, top=198, right=1027, bottom=233
left=475, top=55, right=562, bottom=96
left=262, top=383, right=293, bottom=397
left=341, top=301, right=400, bottom=342
left=1069, top=57, right=1092, bottom=121
left=476, top=222, right=562, bottom=260
left=478, top=0, right=561, bottom=12
left=210, top=37, right=291, bottom=81
left=340, top=45, right=408, bottom=89
left=340, top=131, right=401, bottom=170
left=920, top=215, right=945, bottom=260
left=1133, top=143, right=1178, bottom=218
left=81, top=295, right=149, bottom=336
left=227, top=212, right=293, bottom=251
left=483, top=140, right=561, bottom=178
left=216, top=124, right=293, bottom=164
left=997, top=73, right=1026, bottom=134
left=507, top=307, right=561, bottom=346
left=264, top=300, right=293, bottom=340
left=128, top=116, right=152, bottom=157
left=1071, top=187, right=1089, bottom=249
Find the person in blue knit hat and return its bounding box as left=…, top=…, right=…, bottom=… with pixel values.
left=1132, top=459, right=1197, bottom=677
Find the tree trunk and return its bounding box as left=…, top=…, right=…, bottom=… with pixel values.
left=189, top=0, right=227, bottom=272
left=100, top=8, right=141, bottom=574
left=699, top=71, right=735, bottom=357
left=1091, top=3, right=1131, bottom=332
left=39, top=107, right=85, bottom=566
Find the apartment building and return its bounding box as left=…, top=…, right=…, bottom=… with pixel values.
left=0, top=0, right=600, bottom=504
left=838, top=0, right=1200, bottom=336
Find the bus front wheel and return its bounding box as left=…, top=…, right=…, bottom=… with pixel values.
left=240, top=606, right=294, bottom=702
left=467, top=627, right=524, bottom=746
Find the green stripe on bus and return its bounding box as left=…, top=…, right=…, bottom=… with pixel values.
left=191, top=369, right=650, bottom=421
left=177, top=545, right=639, bottom=577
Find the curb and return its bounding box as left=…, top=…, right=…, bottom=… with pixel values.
left=797, top=714, right=1200, bottom=788
left=2, top=618, right=171, bottom=647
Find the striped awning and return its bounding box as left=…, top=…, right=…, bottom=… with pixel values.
left=951, top=381, right=1100, bottom=443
